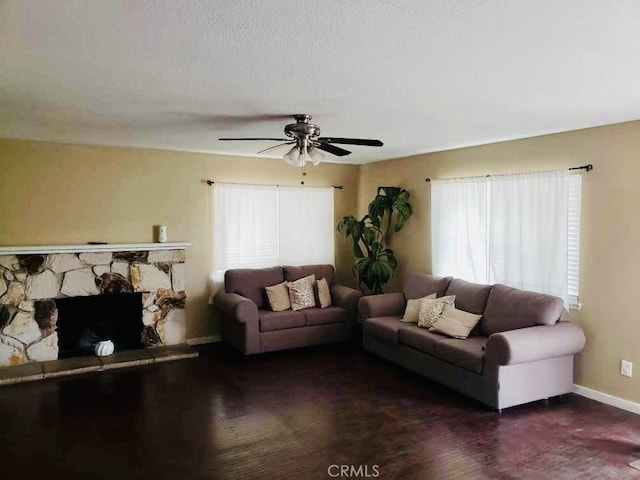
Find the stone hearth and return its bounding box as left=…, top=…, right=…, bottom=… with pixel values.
left=0, top=344, right=199, bottom=385
left=0, top=244, right=189, bottom=367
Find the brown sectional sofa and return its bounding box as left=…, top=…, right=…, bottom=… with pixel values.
left=360, top=273, right=586, bottom=411
left=214, top=264, right=362, bottom=355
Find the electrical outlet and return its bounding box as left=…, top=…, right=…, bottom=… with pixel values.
left=621, top=360, right=633, bottom=377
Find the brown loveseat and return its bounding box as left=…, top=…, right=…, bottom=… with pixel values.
left=214, top=264, right=362, bottom=355
left=359, top=273, right=586, bottom=411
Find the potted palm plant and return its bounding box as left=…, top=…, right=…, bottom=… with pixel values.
left=337, top=186, right=412, bottom=294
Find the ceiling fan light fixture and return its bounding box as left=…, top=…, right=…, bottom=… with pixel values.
left=283, top=145, right=324, bottom=168
left=297, top=147, right=310, bottom=167
left=283, top=145, right=301, bottom=166
left=307, top=147, right=324, bottom=166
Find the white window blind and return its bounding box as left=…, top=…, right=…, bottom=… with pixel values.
left=211, top=183, right=279, bottom=286
left=278, top=186, right=335, bottom=266
left=431, top=170, right=583, bottom=307
left=210, top=183, right=335, bottom=298
left=568, top=174, right=582, bottom=308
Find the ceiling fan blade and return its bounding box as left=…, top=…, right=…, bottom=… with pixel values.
left=219, top=137, right=291, bottom=141
left=314, top=143, right=351, bottom=157
left=318, top=137, right=383, bottom=147
left=256, top=142, right=295, bottom=154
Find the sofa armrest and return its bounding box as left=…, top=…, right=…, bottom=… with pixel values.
left=485, top=322, right=586, bottom=366
left=358, top=292, right=406, bottom=320
left=330, top=284, right=362, bottom=313
left=213, top=291, right=259, bottom=325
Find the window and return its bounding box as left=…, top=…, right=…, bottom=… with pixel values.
left=277, top=186, right=335, bottom=266
left=431, top=170, right=582, bottom=307
left=430, top=177, right=489, bottom=284
left=210, top=183, right=335, bottom=292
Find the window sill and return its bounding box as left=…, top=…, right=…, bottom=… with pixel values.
left=569, top=302, right=582, bottom=312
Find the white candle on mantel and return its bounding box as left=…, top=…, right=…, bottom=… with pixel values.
left=158, top=225, right=167, bottom=243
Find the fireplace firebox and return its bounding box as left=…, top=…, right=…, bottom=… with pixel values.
left=56, top=293, right=144, bottom=359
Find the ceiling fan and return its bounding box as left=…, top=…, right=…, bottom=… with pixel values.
left=219, top=114, right=383, bottom=167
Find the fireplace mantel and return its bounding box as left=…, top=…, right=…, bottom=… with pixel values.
left=0, top=242, right=191, bottom=255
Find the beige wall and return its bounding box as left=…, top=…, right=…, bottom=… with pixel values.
left=0, top=139, right=360, bottom=340
left=359, top=120, right=640, bottom=403
left=3, top=120, right=640, bottom=404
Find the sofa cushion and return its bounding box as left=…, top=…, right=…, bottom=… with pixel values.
left=434, top=337, right=488, bottom=374
left=403, top=273, right=452, bottom=300
left=481, top=284, right=565, bottom=336
left=430, top=304, right=482, bottom=339
left=265, top=281, right=291, bottom=312
left=401, top=293, right=436, bottom=323
left=259, top=309, right=306, bottom=332
left=305, top=306, right=348, bottom=326
left=444, top=279, right=492, bottom=315
left=363, top=316, right=403, bottom=344
left=284, top=265, right=335, bottom=286
left=225, top=267, right=284, bottom=309
left=397, top=325, right=447, bottom=354
left=317, top=277, right=332, bottom=308
left=288, top=274, right=317, bottom=311
left=417, top=295, right=456, bottom=328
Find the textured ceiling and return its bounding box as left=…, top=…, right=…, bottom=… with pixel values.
left=1, top=1, right=640, bottom=164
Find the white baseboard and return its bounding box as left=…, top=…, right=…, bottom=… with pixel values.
left=186, top=335, right=222, bottom=346
left=572, top=384, right=640, bottom=415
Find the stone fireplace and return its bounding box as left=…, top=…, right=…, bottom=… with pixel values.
left=0, top=243, right=189, bottom=367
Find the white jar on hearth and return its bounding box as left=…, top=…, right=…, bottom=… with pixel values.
left=95, top=340, right=115, bottom=357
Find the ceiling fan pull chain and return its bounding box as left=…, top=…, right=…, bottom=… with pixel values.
left=301, top=166, right=307, bottom=185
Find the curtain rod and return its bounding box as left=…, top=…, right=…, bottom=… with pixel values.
left=206, top=180, right=343, bottom=190
left=424, top=164, right=593, bottom=183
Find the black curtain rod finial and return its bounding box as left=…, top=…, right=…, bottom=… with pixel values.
left=569, top=164, right=593, bottom=172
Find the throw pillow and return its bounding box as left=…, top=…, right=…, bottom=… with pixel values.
left=429, top=303, right=482, bottom=339
left=417, top=295, right=455, bottom=329
left=401, top=293, right=437, bottom=323
left=317, top=277, right=332, bottom=308
left=264, top=281, right=291, bottom=312
left=288, top=274, right=317, bottom=311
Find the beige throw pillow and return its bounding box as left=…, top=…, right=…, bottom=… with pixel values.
left=317, top=277, right=332, bottom=308
left=265, top=281, right=291, bottom=312
left=401, top=293, right=437, bottom=323
left=288, top=274, right=317, bottom=311
left=429, top=304, right=482, bottom=339
left=417, top=295, right=456, bottom=329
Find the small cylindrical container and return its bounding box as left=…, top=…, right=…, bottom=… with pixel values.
left=157, top=225, right=168, bottom=243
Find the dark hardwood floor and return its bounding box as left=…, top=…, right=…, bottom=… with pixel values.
left=1, top=340, right=640, bottom=480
